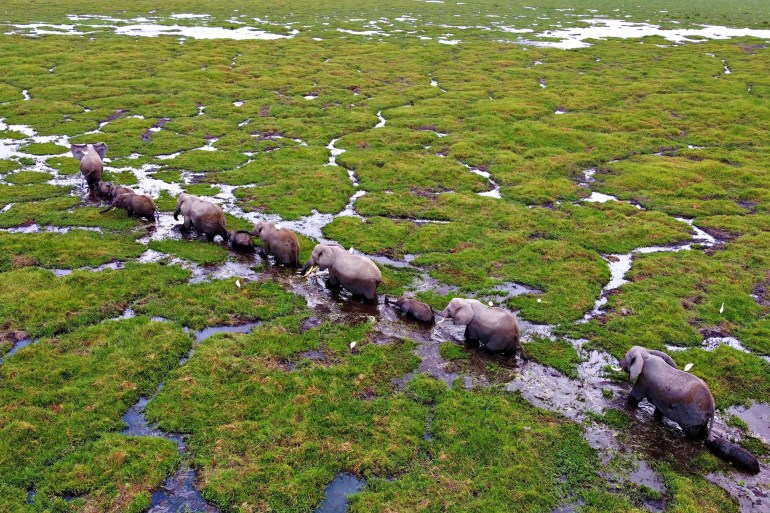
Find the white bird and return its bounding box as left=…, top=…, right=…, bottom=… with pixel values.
left=719, top=302, right=724, bottom=314
left=236, top=279, right=241, bottom=288
left=684, top=363, right=694, bottom=372
left=537, top=298, right=542, bottom=303
left=349, top=247, right=354, bottom=254
left=488, top=301, right=493, bottom=306
left=349, top=341, right=357, bottom=350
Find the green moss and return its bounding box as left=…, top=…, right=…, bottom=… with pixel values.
left=522, top=337, right=582, bottom=378
left=0, top=197, right=142, bottom=230
left=184, top=183, right=219, bottom=196
left=102, top=170, right=139, bottom=185
left=148, top=238, right=230, bottom=265
left=589, top=408, right=631, bottom=430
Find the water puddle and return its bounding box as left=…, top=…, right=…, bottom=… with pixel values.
left=0, top=337, right=36, bottom=364
left=314, top=473, right=366, bottom=513
left=194, top=322, right=261, bottom=342
left=726, top=403, right=770, bottom=440
left=519, top=18, right=770, bottom=49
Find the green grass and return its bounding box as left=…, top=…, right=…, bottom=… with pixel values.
left=522, top=337, right=583, bottom=378
left=0, top=317, right=191, bottom=507
left=148, top=238, right=230, bottom=265
left=4, top=171, right=52, bottom=184
left=0, top=264, right=190, bottom=337
left=133, top=279, right=306, bottom=329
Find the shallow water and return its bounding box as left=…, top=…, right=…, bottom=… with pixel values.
left=315, top=473, right=366, bottom=513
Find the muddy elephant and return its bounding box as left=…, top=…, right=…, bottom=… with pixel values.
left=250, top=221, right=300, bottom=267
left=387, top=296, right=434, bottom=323
left=95, top=181, right=113, bottom=201
left=301, top=243, right=382, bottom=302
left=620, top=346, right=759, bottom=474
left=100, top=192, right=156, bottom=222
left=436, top=298, right=520, bottom=353
left=70, top=143, right=107, bottom=200
left=228, top=230, right=255, bottom=253
left=173, top=193, right=229, bottom=242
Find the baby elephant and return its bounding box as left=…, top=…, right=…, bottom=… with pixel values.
left=100, top=192, right=157, bottom=222
left=387, top=296, right=434, bottom=323
left=620, top=346, right=759, bottom=474
left=250, top=221, right=300, bottom=267
left=228, top=230, right=255, bottom=253
left=436, top=298, right=520, bottom=353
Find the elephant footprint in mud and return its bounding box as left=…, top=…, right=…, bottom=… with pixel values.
left=436, top=298, right=520, bottom=353
left=301, top=243, right=382, bottom=302
left=174, top=193, right=229, bottom=243
left=250, top=221, right=300, bottom=267
left=620, top=346, right=760, bottom=474
left=70, top=143, right=107, bottom=201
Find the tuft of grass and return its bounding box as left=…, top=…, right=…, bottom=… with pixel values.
left=148, top=238, right=230, bottom=265
left=522, top=336, right=582, bottom=378
left=439, top=341, right=468, bottom=362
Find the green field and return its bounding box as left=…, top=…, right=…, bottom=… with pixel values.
left=1, top=1, right=769, bottom=512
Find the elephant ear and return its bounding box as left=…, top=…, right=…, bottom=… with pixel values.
left=317, top=245, right=335, bottom=269
left=70, top=144, right=88, bottom=161
left=92, top=142, right=108, bottom=160
left=647, top=349, right=678, bottom=369
left=453, top=300, right=475, bottom=325
left=628, top=347, right=645, bottom=383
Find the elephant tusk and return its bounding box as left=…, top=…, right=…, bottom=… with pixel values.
left=436, top=318, right=446, bottom=325
left=610, top=366, right=622, bottom=372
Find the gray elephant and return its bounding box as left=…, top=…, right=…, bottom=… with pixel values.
left=387, top=296, right=434, bottom=323
left=70, top=143, right=107, bottom=200
left=107, top=183, right=135, bottom=200
left=95, top=181, right=112, bottom=201
left=436, top=298, right=519, bottom=353
left=250, top=221, right=300, bottom=267
left=100, top=193, right=156, bottom=222
left=173, top=193, right=229, bottom=242
left=228, top=230, right=255, bottom=253
left=620, top=346, right=759, bottom=474
left=301, top=244, right=382, bottom=302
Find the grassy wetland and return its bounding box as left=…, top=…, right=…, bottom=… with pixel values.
left=1, top=0, right=770, bottom=511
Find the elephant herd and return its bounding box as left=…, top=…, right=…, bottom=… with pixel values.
left=70, top=143, right=761, bottom=475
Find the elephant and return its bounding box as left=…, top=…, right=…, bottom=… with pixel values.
left=387, top=296, right=434, bottom=323
left=436, top=298, right=520, bottom=353
left=70, top=143, right=107, bottom=200
left=173, top=193, right=229, bottom=243
left=620, top=346, right=759, bottom=474
left=95, top=181, right=112, bottom=200
left=107, top=183, right=135, bottom=200
left=249, top=221, right=300, bottom=267
left=228, top=230, right=255, bottom=253
left=100, top=193, right=157, bottom=222
left=301, top=243, right=382, bottom=302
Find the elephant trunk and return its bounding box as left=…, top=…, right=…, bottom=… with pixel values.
left=300, top=258, right=315, bottom=275
left=173, top=206, right=181, bottom=221
left=705, top=436, right=760, bottom=474
left=99, top=204, right=115, bottom=214
left=435, top=308, right=449, bottom=318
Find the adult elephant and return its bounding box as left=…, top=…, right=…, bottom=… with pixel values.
left=436, top=298, right=519, bottom=353
left=174, top=193, right=229, bottom=242
left=620, top=346, right=759, bottom=474
left=250, top=221, right=300, bottom=267
left=301, top=243, right=382, bottom=302
left=70, top=143, right=107, bottom=200
left=100, top=193, right=156, bottom=222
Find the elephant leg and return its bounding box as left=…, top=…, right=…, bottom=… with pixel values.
left=181, top=217, right=192, bottom=231
left=326, top=272, right=341, bottom=290
left=464, top=326, right=480, bottom=348
left=206, top=232, right=215, bottom=242
left=653, top=408, right=663, bottom=421
left=261, top=241, right=271, bottom=258
left=362, top=282, right=378, bottom=303
left=682, top=424, right=707, bottom=439
left=627, top=381, right=646, bottom=407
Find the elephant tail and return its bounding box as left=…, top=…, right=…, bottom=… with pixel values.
left=705, top=436, right=760, bottom=474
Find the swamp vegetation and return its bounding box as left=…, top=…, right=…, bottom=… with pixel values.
left=1, top=0, right=769, bottom=512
